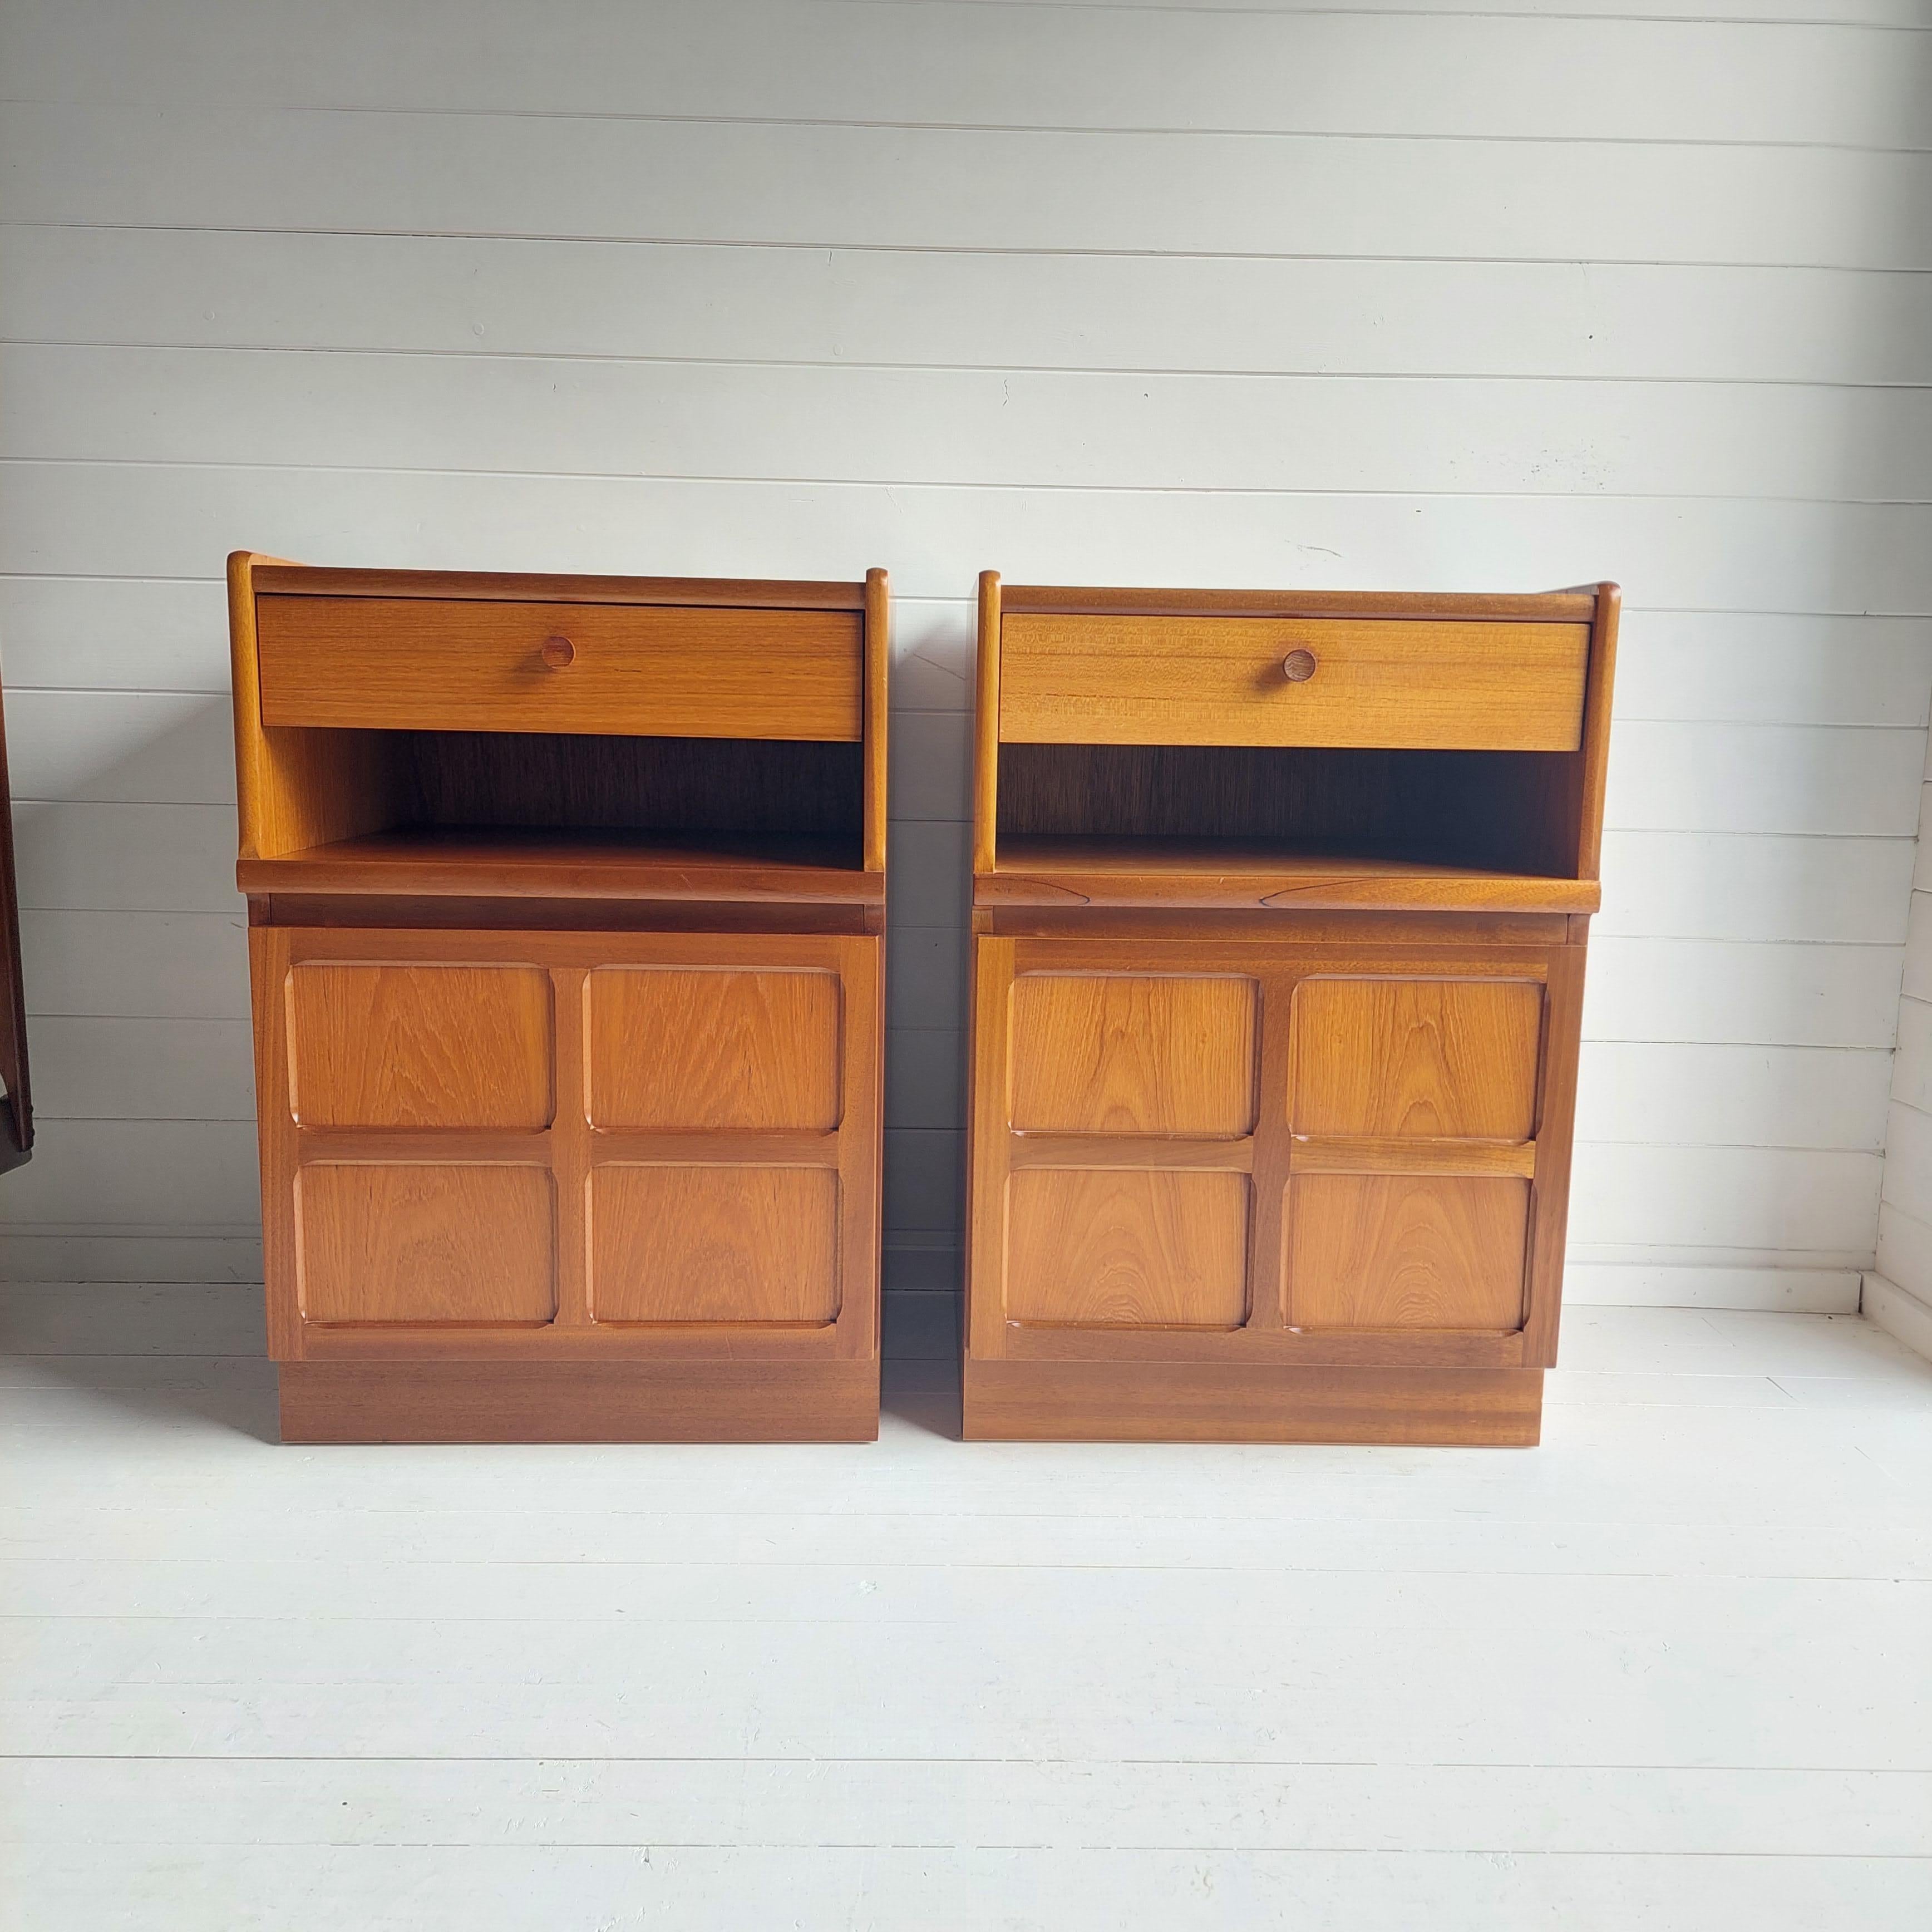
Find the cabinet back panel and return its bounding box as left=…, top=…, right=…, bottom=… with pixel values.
left=997, top=742, right=1581, bottom=878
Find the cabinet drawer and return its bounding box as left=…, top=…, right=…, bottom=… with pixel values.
left=1000, top=614, right=1589, bottom=751
left=256, top=595, right=863, bottom=741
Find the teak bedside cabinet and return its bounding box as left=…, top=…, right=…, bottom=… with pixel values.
left=228, top=556, right=888, bottom=1443
left=963, top=575, right=1619, bottom=1446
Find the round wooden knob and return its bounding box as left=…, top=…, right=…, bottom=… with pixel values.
left=1282, top=648, right=1318, bottom=682
left=540, top=635, right=576, bottom=669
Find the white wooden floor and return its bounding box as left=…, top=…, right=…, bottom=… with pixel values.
left=2, top=1285, right=1930, bottom=1930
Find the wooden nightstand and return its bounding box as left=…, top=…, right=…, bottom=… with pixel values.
left=962, top=576, right=1619, bottom=1445
left=229, top=556, right=888, bottom=1442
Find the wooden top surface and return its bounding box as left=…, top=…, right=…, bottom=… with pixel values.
left=996, top=583, right=1608, bottom=622
left=247, top=559, right=873, bottom=610
left=238, top=827, right=885, bottom=905
left=978, top=835, right=1601, bottom=914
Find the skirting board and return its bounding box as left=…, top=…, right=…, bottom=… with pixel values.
left=1862, top=1273, right=1932, bottom=1363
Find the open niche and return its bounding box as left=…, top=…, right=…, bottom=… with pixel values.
left=990, top=740, right=1598, bottom=909
left=240, top=726, right=873, bottom=900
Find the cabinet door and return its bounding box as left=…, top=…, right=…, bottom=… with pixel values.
left=980, top=951, right=1256, bottom=1330
left=967, top=935, right=1579, bottom=1366
left=254, top=928, right=880, bottom=1358
left=1285, top=974, right=1542, bottom=1334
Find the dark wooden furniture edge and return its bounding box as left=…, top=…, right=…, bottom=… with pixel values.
left=280, top=1359, right=881, bottom=1443
left=962, top=1359, right=1543, bottom=1445
left=252, top=564, right=869, bottom=609
left=998, top=585, right=1604, bottom=621
left=0, top=678, right=31, bottom=1172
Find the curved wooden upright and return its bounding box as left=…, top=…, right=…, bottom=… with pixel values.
left=230, top=556, right=888, bottom=1442
left=0, top=672, right=32, bottom=1175
left=963, top=577, right=1619, bottom=1445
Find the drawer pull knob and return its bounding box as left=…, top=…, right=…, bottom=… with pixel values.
left=540, top=635, right=576, bottom=669
left=1282, top=648, right=1318, bottom=683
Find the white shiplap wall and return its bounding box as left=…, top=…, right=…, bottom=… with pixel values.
left=1869, top=734, right=1932, bottom=1358
left=1, top=0, right=1928, bottom=1312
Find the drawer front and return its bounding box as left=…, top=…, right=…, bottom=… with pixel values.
left=297, top=1163, right=556, bottom=1324
left=257, top=595, right=862, bottom=741
left=1000, top=614, right=1589, bottom=751
left=585, top=967, right=842, bottom=1131
left=1289, top=978, right=1543, bottom=1141
left=1009, top=973, right=1256, bottom=1136
left=287, top=962, right=554, bottom=1130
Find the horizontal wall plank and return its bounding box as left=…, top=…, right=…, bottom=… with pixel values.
left=1595, top=833, right=1915, bottom=944
left=3, top=691, right=234, bottom=805
left=0, top=1120, right=260, bottom=1228
left=1604, top=722, right=1925, bottom=837
left=883, top=1127, right=962, bottom=1233
left=9, top=466, right=1930, bottom=616
left=884, top=821, right=970, bottom=929
left=25, top=1016, right=255, bottom=1122
left=884, top=928, right=967, bottom=1032
left=884, top=1029, right=964, bottom=1135
left=1878, top=1098, right=1932, bottom=1228
left=1583, top=938, right=1905, bottom=1048
left=1563, top=1264, right=1862, bottom=1313
left=1574, top=1043, right=1892, bottom=1152
left=12, top=804, right=239, bottom=913
left=1876, top=1200, right=1932, bottom=1303
left=6, top=104, right=1928, bottom=270
left=9, top=228, right=1932, bottom=386
left=4, top=1, right=1925, bottom=145
left=1892, top=994, right=1932, bottom=1110
left=1568, top=1142, right=1882, bottom=1256
left=1903, top=891, right=1932, bottom=997
left=13, top=344, right=1932, bottom=501
left=19, top=910, right=249, bottom=1021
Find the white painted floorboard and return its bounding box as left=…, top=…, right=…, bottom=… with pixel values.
left=1, top=1283, right=1929, bottom=1931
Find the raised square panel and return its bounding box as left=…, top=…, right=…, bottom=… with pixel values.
left=590, top=1166, right=840, bottom=1324
left=1006, top=1169, right=1249, bottom=1327
left=1290, top=978, right=1542, bottom=1139
left=1009, top=974, right=1256, bottom=1135
left=296, top=1164, right=556, bottom=1323
left=287, top=962, right=553, bottom=1129
left=586, top=968, right=841, bottom=1131
left=1288, top=1174, right=1529, bottom=1330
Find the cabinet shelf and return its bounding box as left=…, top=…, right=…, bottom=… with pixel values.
left=239, top=825, right=880, bottom=904
left=980, top=834, right=1598, bottom=914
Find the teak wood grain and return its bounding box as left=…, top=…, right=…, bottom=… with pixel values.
left=1000, top=615, right=1589, bottom=751
left=1006, top=1168, right=1250, bottom=1329
left=1286, top=1172, right=1531, bottom=1332
left=286, top=962, right=554, bottom=1130
left=964, top=578, right=1614, bottom=1443
left=1288, top=977, right=1542, bottom=1140
left=1008, top=973, right=1256, bottom=1136
left=589, top=1165, right=841, bottom=1325
left=585, top=967, right=842, bottom=1131
left=231, top=556, right=888, bottom=1441
left=257, top=595, right=863, bottom=741
left=296, top=1163, right=558, bottom=1326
